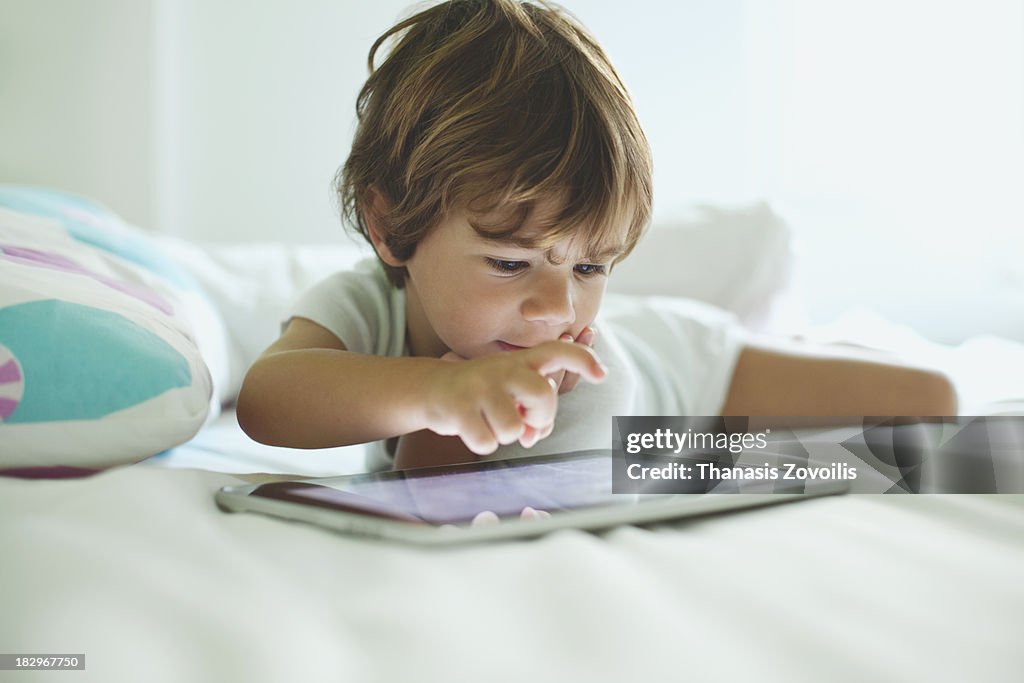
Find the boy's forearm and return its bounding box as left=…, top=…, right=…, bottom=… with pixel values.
left=236, top=349, right=442, bottom=449
left=722, top=342, right=959, bottom=420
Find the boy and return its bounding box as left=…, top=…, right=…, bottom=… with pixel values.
left=237, top=0, right=956, bottom=471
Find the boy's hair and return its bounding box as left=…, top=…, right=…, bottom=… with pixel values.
left=337, top=0, right=653, bottom=287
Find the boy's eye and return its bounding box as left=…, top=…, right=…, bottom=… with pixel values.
left=574, top=263, right=607, bottom=276
left=486, top=258, right=529, bottom=274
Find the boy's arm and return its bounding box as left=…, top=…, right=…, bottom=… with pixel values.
left=721, top=339, right=958, bottom=421
left=236, top=318, right=443, bottom=448
left=236, top=317, right=605, bottom=452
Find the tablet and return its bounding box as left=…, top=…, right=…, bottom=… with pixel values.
left=215, top=450, right=848, bottom=545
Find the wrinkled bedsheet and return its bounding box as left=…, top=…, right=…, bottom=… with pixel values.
left=2, top=464, right=1022, bottom=683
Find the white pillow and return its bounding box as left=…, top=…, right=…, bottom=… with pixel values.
left=609, top=202, right=804, bottom=332
left=151, top=236, right=374, bottom=403
left=0, top=187, right=227, bottom=473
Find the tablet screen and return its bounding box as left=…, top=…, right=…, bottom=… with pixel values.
left=248, top=450, right=776, bottom=526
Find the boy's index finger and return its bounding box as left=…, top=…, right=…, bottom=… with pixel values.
left=527, top=340, right=608, bottom=383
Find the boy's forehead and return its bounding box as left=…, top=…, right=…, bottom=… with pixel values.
left=467, top=194, right=563, bottom=229
left=463, top=200, right=628, bottom=259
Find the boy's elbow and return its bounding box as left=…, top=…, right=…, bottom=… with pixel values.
left=236, top=372, right=280, bottom=446
left=235, top=384, right=266, bottom=444
left=897, top=366, right=958, bottom=416
left=918, top=368, right=958, bottom=416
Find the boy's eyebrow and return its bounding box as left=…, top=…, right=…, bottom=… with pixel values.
left=482, top=235, right=626, bottom=262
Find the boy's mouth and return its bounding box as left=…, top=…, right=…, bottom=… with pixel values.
left=496, top=333, right=576, bottom=352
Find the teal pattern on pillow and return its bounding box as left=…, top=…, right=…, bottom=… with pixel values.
left=0, top=185, right=196, bottom=290
left=0, top=300, right=192, bottom=423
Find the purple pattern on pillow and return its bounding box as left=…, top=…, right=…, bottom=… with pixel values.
left=0, top=465, right=100, bottom=479
left=0, top=244, right=173, bottom=315
left=0, top=398, right=18, bottom=420
left=0, top=358, right=21, bottom=419
left=0, top=359, right=20, bottom=383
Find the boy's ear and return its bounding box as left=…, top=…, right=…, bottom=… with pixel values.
left=364, top=187, right=406, bottom=267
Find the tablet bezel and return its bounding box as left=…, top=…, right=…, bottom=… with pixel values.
left=215, top=450, right=848, bottom=545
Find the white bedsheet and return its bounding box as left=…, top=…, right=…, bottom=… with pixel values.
left=145, top=410, right=369, bottom=477
left=2, top=463, right=1021, bottom=683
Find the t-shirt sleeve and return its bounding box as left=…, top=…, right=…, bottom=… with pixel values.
left=601, top=294, right=747, bottom=415
left=287, top=259, right=405, bottom=357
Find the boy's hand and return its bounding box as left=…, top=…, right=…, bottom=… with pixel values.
left=445, top=326, right=597, bottom=394
left=425, top=340, right=606, bottom=455
left=553, top=326, right=596, bottom=395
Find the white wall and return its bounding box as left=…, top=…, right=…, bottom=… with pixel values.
left=744, top=0, right=1024, bottom=342
left=2, top=0, right=1023, bottom=342
left=152, top=0, right=411, bottom=244
left=0, top=0, right=155, bottom=226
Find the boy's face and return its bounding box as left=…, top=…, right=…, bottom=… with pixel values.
left=398, top=199, right=626, bottom=359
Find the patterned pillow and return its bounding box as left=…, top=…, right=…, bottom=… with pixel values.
left=0, top=186, right=228, bottom=474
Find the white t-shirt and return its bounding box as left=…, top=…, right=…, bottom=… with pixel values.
left=290, top=259, right=747, bottom=471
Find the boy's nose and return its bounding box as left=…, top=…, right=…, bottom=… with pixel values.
left=521, top=274, right=575, bottom=326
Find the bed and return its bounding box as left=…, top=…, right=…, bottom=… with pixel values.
left=1, top=188, right=1022, bottom=682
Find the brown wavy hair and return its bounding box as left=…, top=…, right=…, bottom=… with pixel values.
left=336, top=0, right=653, bottom=287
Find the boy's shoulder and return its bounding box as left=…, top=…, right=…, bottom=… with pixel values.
left=291, top=258, right=406, bottom=357
left=305, top=257, right=395, bottom=299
